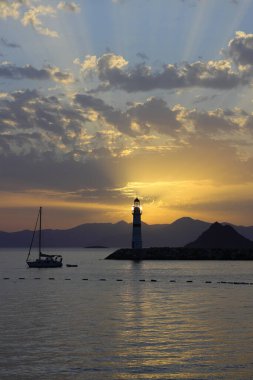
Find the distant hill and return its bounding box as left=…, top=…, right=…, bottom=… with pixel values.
left=145, top=217, right=210, bottom=247
left=1, top=217, right=253, bottom=248
left=186, top=222, right=253, bottom=249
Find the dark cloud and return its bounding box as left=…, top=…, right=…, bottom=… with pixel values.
left=0, top=88, right=249, bottom=151
left=1, top=90, right=253, bottom=228
left=1, top=37, right=21, bottom=48
left=78, top=32, right=253, bottom=93
left=136, top=52, right=148, bottom=60
left=75, top=93, right=135, bottom=135
left=128, top=97, right=181, bottom=135
left=1, top=128, right=252, bottom=200
left=0, top=63, right=49, bottom=80
left=1, top=87, right=253, bottom=202
left=226, top=32, right=253, bottom=67
left=84, top=53, right=245, bottom=93
left=243, top=115, right=253, bottom=133
left=75, top=94, right=182, bottom=136
left=52, top=68, right=75, bottom=83
left=193, top=94, right=218, bottom=104
left=0, top=62, right=74, bottom=82
left=187, top=109, right=239, bottom=134
left=0, top=152, right=118, bottom=192
left=0, top=89, right=89, bottom=158
left=0, top=92, right=122, bottom=193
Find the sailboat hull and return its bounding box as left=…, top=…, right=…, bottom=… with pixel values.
left=26, top=207, right=63, bottom=268
left=27, top=260, right=63, bottom=268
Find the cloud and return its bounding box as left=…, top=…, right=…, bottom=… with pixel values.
left=74, top=32, right=253, bottom=93
left=74, top=93, right=135, bottom=136
left=75, top=53, right=128, bottom=73
left=0, top=89, right=131, bottom=164
left=0, top=91, right=126, bottom=194
left=186, top=108, right=240, bottom=134
left=136, top=52, right=149, bottom=60
left=78, top=53, right=246, bottom=93
left=2, top=87, right=251, bottom=157
left=74, top=92, right=253, bottom=143
left=1, top=37, right=21, bottom=48
left=0, top=0, right=21, bottom=19
left=74, top=94, right=182, bottom=137
left=21, top=5, right=59, bottom=38
left=47, top=65, right=75, bottom=84
left=0, top=61, right=74, bottom=83
left=226, top=31, right=253, bottom=67
left=57, top=1, right=80, bottom=13
left=1, top=87, right=253, bottom=227
left=193, top=94, right=218, bottom=104
left=0, top=153, right=117, bottom=192
left=0, top=1, right=81, bottom=37
left=128, top=97, right=181, bottom=135
left=0, top=62, right=50, bottom=80
left=0, top=1, right=59, bottom=37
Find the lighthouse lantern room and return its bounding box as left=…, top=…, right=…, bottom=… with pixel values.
left=132, top=197, right=142, bottom=249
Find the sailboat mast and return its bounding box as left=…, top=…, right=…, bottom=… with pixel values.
left=39, top=206, right=42, bottom=256
left=26, top=208, right=40, bottom=262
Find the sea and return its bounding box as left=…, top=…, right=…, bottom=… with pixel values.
left=1, top=248, right=253, bottom=380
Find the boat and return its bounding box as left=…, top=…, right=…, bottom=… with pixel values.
left=66, top=264, right=78, bottom=267
left=26, top=207, right=63, bottom=268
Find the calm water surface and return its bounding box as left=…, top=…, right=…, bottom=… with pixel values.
left=1, top=248, right=253, bottom=379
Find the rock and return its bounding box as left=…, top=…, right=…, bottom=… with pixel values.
left=105, top=247, right=253, bottom=260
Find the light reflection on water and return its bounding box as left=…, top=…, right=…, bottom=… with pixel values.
left=1, top=249, right=253, bottom=379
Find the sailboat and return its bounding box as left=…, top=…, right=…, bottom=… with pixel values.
left=26, top=207, right=63, bottom=268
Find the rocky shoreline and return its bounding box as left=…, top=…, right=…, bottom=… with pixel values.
left=105, top=247, right=253, bottom=260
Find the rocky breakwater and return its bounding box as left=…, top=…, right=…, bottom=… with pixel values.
left=106, top=222, right=253, bottom=260
left=105, top=247, right=253, bottom=260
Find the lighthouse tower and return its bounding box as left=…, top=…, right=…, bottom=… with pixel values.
left=132, top=197, right=142, bottom=249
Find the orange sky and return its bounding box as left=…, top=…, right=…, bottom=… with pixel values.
left=1, top=0, right=253, bottom=231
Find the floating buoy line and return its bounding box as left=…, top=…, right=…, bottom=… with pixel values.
left=1, top=277, right=253, bottom=285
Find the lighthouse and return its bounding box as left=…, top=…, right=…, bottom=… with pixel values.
left=132, top=197, right=142, bottom=249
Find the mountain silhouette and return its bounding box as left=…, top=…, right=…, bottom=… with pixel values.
left=186, top=222, right=253, bottom=249
left=1, top=217, right=253, bottom=247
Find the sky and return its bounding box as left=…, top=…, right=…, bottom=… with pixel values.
left=1, top=0, right=253, bottom=230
